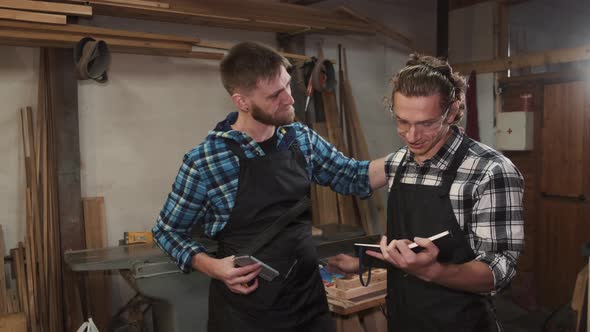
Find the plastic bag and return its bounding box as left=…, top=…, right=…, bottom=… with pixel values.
left=76, top=318, right=99, bottom=332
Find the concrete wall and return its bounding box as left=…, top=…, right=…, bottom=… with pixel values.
left=449, top=1, right=496, bottom=147
left=0, top=46, right=39, bottom=252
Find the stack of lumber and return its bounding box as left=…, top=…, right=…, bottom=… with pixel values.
left=0, top=225, right=27, bottom=332
left=11, top=48, right=65, bottom=332
left=65, top=0, right=380, bottom=35
left=310, top=47, right=386, bottom=235
left=0, top=20, right=224, bottom=60
left=0, top=21, right=309, bottom=61
left=0, top=227, right=24, bottom=316
left=0, top=0, right=92, bottom=25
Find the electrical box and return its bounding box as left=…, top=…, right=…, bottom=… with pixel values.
left=496, top=112, right=534, bottom=151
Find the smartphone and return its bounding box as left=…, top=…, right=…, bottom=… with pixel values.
left=354, top=230, right=451, bottom=254
left=233, top=255, right=280, bottom=282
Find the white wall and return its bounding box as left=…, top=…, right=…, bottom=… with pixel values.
left=0, top=46, right=39, bottom=250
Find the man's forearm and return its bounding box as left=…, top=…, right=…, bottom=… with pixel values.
left=430, top=260, right=495, bottom=294
left=369, top=157, right=387, bottom=190
left=192, top=252, right=216, bottom=278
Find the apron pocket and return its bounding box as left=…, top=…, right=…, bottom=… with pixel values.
left=237, top=257, right=296, bottom=310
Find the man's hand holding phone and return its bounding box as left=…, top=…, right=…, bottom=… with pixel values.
left=192, top=253, right=262, bottom=295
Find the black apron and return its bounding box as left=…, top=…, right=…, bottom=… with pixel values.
left=386, top=136, right=498, bottom=332
left=208, top=138, right=334, bottom=332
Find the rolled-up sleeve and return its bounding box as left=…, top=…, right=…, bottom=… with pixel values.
left=152, top=154, right=209, bottom=273
left=472, top=161, right=525, bottom=293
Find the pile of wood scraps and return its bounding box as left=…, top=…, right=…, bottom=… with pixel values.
left=0, top=0, right=92, bottom=25
left=325, top=268, right=387, bottom=315
left=325, top=269, right=387, bottom=332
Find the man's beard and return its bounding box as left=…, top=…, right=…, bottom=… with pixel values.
left=251, top=103, right=295, bottom=126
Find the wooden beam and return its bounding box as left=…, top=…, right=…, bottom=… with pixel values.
left=0, top=21, right=310, bottom=61
left=280, top=0, right=326, bottom=4
left=450, top=0, right=529, bottom=11
left=97, top=0, right=170, bottom=9
left=453, top=45, right=590, bottom=74
left=0, top=0, right=92, bottom=17
left=0, top=20, right=200, bottom=43
left=337, top=6, right=413, bottom=49
left=49, top=47, right=85, bottom=332
left=0, top=8, right=66, bottom=24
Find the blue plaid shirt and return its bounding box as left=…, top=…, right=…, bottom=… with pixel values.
left=153, top=112, right=371, bottom=272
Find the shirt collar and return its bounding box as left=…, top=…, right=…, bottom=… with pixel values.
left=405, top=125, right=465, bottom=170
left=207, top=112, right=295, bottom=152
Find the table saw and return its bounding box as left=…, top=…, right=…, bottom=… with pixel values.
left=65, top=224, right=378, bottom=332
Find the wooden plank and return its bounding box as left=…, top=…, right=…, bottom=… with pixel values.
left=454, top=45, right=590, bottom=74
left=97, top=0, right=170, bottom=9
left=14, top=245, right=27, bottom=330
left=321, top=90, right=359, bottom=227
left=0, top=0, right=92, bottom=17
left=571, top=265, right=588, bottom=332
left=50, top=47, right=85, bottom=332
left=312, top=123, right=340, bottom=225
left=83, top=198, right=107, bottom=250
left=26, top=105, right=49, bottom=332
left=537, top=199, right=587, bottom=307
left=0, top=226, right=6, bottom=314
left=82, top=197, right=111, bottom=331
left=0, top=20, right=201, bottom=44
left=0, top=28, right=191, bottom=51
left=0, top=312, right=26, bottom=332
left=197, top=40, right=311, bottom=61
left=340, top=50, right=385, bottom=234
left=47, top=56, right=64, bottom=332
left=328, top=292, right=386, bottom=315
left=22, top=107, right=41, bottom=332
left=326, top=280, right=386, bottom=300
left=68, top=0, right=377, bottom=35
left=0, top=30, right=225, bottom=60
left=541, top=82, right=585, bottom=197
left=0, top=8, right=66, bottom=24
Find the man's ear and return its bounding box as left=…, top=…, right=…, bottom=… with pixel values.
left=445, top=100, right=461, bottom=124
left=231, top=93, right=250, bottom=112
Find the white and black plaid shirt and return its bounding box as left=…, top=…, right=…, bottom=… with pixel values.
left=385, top=126, right=524, bottom=293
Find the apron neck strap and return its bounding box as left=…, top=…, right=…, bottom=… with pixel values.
left=440, top=136, right=472, bottom=193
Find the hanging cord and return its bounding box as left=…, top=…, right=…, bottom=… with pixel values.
left=358, top=246, right=373, bottom=287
